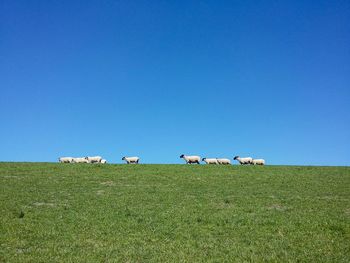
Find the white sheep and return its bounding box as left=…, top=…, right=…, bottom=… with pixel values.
left=85, top=156, right=102, bottom=163
left=122, top=156, right=139, bottom=164
left=217, top=158, right=231, bottom=165
left=252, top=159, right=265, bottom=165
left=180, top=155, right=201, bottom=164
left=202, top=158, right=218, bottom=164
left=233, top=156, right=253, bottom=165
left=72, top=157, right=89, bottom=163
left=58, top=157, right=73, bottom=163
left=100, top=159, right=107, bottom=164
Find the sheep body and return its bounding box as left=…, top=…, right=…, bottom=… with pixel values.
left=252, top=159, right=265, bottom=165
left=202, top=158, right=218, bottom=164
left=72, top=157, right=89, bottom=163
left=85, top=156, right=102, bottom=163
left=59, top=157, right=73, bottom=163
left=233, top=156, right=253, bottom=165
left=180, top=155, right=201, bottom=164
left=122, top=156, right=139, bottom=164
left=217, top=158, right=231, bottom=165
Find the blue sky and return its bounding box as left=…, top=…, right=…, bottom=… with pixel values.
left=1, top=0, right=349, bottom=165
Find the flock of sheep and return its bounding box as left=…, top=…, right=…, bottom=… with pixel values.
left=58, top=156, right=107, bottom=164
left=58, top=156, right=139, bottom=164
left=59, top=155, right=265, bottom=165
left=181, top=155, right=265, bottom=165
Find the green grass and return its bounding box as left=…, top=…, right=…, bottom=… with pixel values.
left=1, top=163, right=349, bottom=262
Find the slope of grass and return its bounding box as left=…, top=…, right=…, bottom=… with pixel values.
left=0, top=163, right=349, bottom=262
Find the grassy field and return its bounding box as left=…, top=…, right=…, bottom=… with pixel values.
left=0, top=163, right=349, bottom=262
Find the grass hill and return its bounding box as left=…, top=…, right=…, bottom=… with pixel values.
left=1, top=163, right=349, bottom=262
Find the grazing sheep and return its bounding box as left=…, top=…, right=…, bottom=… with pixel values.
left=252, top=159, right=265, bottom=165
left=122, top=156, right=139, bottom=164
left=217, top=158, right=231, bottom=165
left=202, top=158, right=218, bottom=164
left=233, top=156, right=253, bottom=165
left=100, top=159, right=107, bottom=164
left=180, top=155, right=201, bottom=164
left=72, top=157, right=89, bottom=163
left=59, top=157, right=73, bottom=163
left=85, top=156, right=102, bottom=163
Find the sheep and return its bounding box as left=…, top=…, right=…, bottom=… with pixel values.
left=100, top=159, right=107, bottom=164
left=217, top=158, right=231, bottom=165
left=85, top=156, right=102, bottom=163
left=122, top=156, right=139, bottom=164
left=180, top=155, right=201, bottom=164
left=252, top=159, right=265, bottom=165
left=202, top=158, right=218, bottom=164
left=72, top=157, right=89, bottom=163
left=59, top=157, right=73, bottom=163
left=233, top=156, right=253, bottom=165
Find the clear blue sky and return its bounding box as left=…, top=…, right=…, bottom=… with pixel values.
left=1, top=0, right=349, bottom=165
